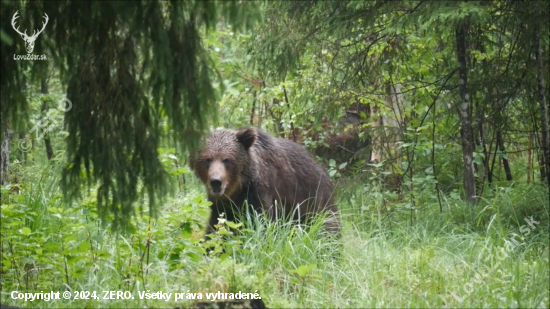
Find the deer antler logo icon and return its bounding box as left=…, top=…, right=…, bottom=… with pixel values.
left=11, top=11, right=49, bottom=54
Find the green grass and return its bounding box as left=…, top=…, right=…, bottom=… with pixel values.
left=1, top=166, right=548, bottom=308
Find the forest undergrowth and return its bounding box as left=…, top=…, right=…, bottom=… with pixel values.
left=1, top=159, right=548, bottom=308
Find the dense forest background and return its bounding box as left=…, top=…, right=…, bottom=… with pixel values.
left=1, top=1, right=549, bottom=308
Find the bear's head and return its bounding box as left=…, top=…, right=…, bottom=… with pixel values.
left=189, top=128, right=257, bottom=198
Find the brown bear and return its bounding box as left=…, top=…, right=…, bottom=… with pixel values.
left=189, top=127, right=340, bottom=236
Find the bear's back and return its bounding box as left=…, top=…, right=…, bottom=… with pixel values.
left=250, top=130, right=335, bottom=217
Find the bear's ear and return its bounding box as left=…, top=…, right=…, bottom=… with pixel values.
left=236, top=128, right=257, bottom=150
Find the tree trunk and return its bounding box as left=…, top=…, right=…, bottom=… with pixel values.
left=387, top=81, right=403, bottom=170
left=539, top=154, right=546, bottom=182
left=476, top=104, right=490, bottom=197
left=1, top=126, right=10, bottom=186
left=250, top=90, right=256, bottom=125
left=370, top=103, right=382, bottom=163
left=268, top=98, right=284, bottom=136
left=41, top=78, right=54, bottom=161
left=369, top=81, right=403, bottom=165
left=489, top=133, right=498, bottom=184
left=530, top=107, right=546, bottom=182
left=282, top=85, right=296, bottom=142
left=475, top=40, right=490, bottom=191
left=474, top=98, right=489, bottom=190
left=496, top=130, right=513, bottom=181
left=527, top=132, right=533, bottom=184
left=455, top=22, right=477, bottom=204
left=17, top=133, right=26, bottom=163
left=535, top=25, right=550, bottom=198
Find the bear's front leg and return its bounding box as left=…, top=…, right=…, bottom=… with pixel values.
left=205, top=208, right=220, bottom=238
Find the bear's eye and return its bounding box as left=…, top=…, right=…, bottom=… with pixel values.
left=222, top=158, right=230, bottom=164
left=205, top=158, right=212, bottom=163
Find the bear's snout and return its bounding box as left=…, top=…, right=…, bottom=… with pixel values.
left=207, top=160, right=227, bottom=196
left=210, top=178, right=223, bottom=194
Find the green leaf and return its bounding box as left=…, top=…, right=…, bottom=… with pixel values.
left=218, top=228, right=231, bottom=235
left=44, top=243, right=61, bottom=251
left=2, top=260, right=12, bottom=268
left=20, top=227, right=31, bottom=236
left=192, top=196, right=203, bottom=204
left=291, top=264, right=317, bottom=278
left=66, top=255, right=82, bottom=264
left=180, top=222, right=193, bottom=238
left=78, top=241, right=90, bottom=252
left=339, top=162, right=348, bottom=169
left=169, top=250, right=182, bottom=263
left=329, top=159, right=336, bottom=167
left=48, top=207, right=60, bottom=213
left=98, top=251, right=111, bottom=258
left=187, top=252, right=202, bottom=262
left=64, top=235, right=77, bottom=243
left=329, top=170, right=337, bottom=177
left=225, top=221, right=243, bottom=229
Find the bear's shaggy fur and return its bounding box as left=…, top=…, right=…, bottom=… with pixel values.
left=189, top=127, right=340, bottom=235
